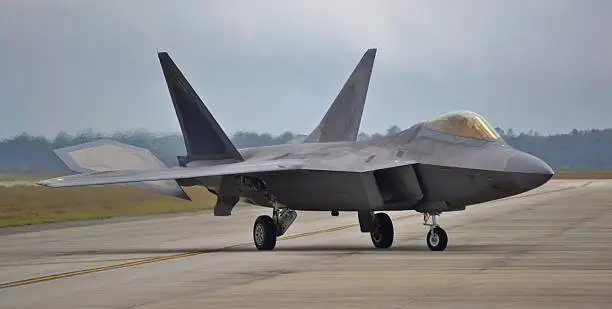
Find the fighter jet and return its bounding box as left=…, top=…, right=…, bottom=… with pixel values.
left=38, top=48, right=554, bottom=251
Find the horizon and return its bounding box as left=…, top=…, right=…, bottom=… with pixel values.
left=2, top=124, right=610, bottom=142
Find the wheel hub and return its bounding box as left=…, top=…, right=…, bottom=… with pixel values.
left=254, top=224, right=265, bottom=245
left=371, top=228, right=382, bottom=243
left=429, top=231, right=439, bottom=246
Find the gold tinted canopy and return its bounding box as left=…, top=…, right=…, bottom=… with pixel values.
left=425, top=111, right=501, bottom=140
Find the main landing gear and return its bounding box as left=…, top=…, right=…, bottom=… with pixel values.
left=423, top=213, right=448, bottom=251
left=358, top=211, right=394, bottom=249
left=238, top=176, right=298, bottom=251
left=253, top=207, right=297, bottom=250
left=370, top=213, right=394, bottom=248
left=359, top=211, right=448, bottom=251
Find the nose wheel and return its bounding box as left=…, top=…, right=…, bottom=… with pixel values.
left=423, top=213, right=448, bottom=251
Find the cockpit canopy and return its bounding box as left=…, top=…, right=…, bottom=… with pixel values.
left=424, top=110, right=502, bottom=141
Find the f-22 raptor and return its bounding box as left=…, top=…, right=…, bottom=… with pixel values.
left=38, top=48, right=554, bottom=251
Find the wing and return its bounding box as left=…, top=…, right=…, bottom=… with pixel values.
left=37, top=159, right=306, bottom=188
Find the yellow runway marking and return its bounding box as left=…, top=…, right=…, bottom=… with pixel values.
left=0, top=256, right=156, bottom=267
left=0, top=252, right=205, bottom=290
left=0, top=214, right=418, bottom=290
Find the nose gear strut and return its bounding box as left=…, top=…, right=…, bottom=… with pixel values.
left=423, top=212, right=448, bottom=251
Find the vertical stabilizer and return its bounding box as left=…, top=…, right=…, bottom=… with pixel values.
left=303, top=48, right=377, bottom=143
left=158, top=52, right=243, bottom=163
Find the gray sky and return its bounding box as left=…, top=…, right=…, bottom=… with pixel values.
left=1, top=0, right=611, bottom=139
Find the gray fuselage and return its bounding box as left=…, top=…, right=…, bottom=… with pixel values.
left=189, top=121, right=553, bottom=213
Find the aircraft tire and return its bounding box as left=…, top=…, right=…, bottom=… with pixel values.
left=426, top=226, right=448, bottom=251
left=253, top=215, right=277, bottom=250
left=370, top=212, right=394, bottom=249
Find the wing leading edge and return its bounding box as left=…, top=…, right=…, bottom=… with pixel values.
left=37, top=159, right=306, bottom=188
left=37, top=158, right=416, bottom=188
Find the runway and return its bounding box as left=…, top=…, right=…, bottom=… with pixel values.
left=1, top=179, right=611, bottom=308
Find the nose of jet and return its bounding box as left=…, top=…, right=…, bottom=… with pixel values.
left=506, top=151, right=554, bottom=190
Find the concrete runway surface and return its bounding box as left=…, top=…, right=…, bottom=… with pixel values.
left=1, top=179, right=611, bottom=308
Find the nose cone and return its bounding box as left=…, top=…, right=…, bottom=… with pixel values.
left=505, top=152, right=554, bottom=190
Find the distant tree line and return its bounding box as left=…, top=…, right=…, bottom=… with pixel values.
left=1, top=125, right=611, bottom=174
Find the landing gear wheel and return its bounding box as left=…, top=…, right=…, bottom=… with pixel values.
left=370, top=213, right=394, bottom=249
left=253, top=215, right=277, bottom=250
left=426, top=226, right=448, bottom=251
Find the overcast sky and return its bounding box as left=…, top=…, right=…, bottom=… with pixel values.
left=1, top=0, right=611, bottom=139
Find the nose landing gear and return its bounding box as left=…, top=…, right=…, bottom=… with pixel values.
left=423, top=213, right=448, bottom=251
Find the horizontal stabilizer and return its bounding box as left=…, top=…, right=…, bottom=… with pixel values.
left=49, top=139, right=190, bottom=200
